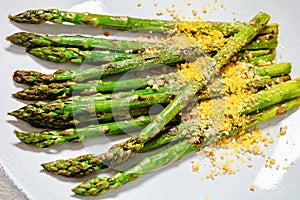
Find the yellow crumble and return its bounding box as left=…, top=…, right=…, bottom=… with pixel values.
left=156, top=9, right=163, bottom=16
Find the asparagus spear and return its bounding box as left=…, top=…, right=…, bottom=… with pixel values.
left=8, top=9, right=277, bottom=36
left=242, top=54, right=275, bottom=66
left=8, top=9, right=177, bottom=32
left=243, top=78, right=300, bottom=114
left=12, top=72, right=290, bottom=136
left=13, top=51, right=185, bottom=85
left=10, top=61, right=288, bottom=129
left=14, top=115, right=154, bottom=148
left=6, top=32, right=153, bottom=51
left=9, top=86, right=179, bottom=128
left=16, top=12, right=271, bottom=133
left=41, top=77, right=300, bottom=177
left=27, top=47, right=135, bottom=64
left=28, top=107, right=156, bottom=130
left=72, top=96, right=300, bottom=196
left=41, top=81, right=202, bottom=176
left=11, top=12, right=275, bottom=86
left=10, top=80, right=179, bottom=128
left=237, top=49, right=273, bottom=59
left=14, top=60, right=288, bottom=127
left=13, top=60, right=290, bottom=101
left=250, top=62, right=291, bottom=77
left=26, top=38, right=277, bottom=65
left=12, top=72, right=178, bottom=100
left=7, top=30, right=277, bottom=53
left=41, top=12, right=272, bottom=177
left=242, top=34, right=278, bottom=50
left=26, top=41, right=277, bottom=66
left=12, top=44, right=276, bottom=85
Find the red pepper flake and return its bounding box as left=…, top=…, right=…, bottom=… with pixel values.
left=103, top=31, right=110, bottom=37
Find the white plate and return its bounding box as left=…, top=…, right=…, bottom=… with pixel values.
left=0, top=0, right=300, bottom=199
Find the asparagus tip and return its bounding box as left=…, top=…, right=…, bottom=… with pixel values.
left=72, top=177, right=110, bottom=196
left=41, top=154, right=107, bottom=177
left=8, top=110, right=19, bottom=118
left=13, top=70, right=52, bottom=85
left=8, top=9, right=52, bottom=24
left=6, top=34, right=12, bottom=41
left=8, top=14, right=14, bottom=21
left=13, top=130, right=28, bottom=143
left=13, top=130, right=35, bottom=146
left=12, top=91, right=25, bottom=99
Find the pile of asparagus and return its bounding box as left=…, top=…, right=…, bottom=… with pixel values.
left=8, top=8, right=300, bottom=196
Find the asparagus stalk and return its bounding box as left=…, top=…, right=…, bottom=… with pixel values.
left=10, top=81, right=177, bottom=128
left=41, top=77, right=300, bottom=177
left=13, top=51, right=185, bottom=85
left=237, top=49, right=273, bottom=59
left=7, top=30, right=277, bottom=53
left=41, top=12, right=272, bottom=176
left=242, top=54, right=275, bottom=66
left=12, top=72, right=290, bottom=144
left=12, top=59, right=290, bottom=101
left=9, top=86, right=179, bottom=129
left=8, top=9, right=178, bottom=32
left=242, top=34, right=278, bottom=50
left=12, top=72, right=178, bottom=100
left=10, top=61, right=288, bottom=129
left=8, top=9, right=277, bottom=36
left=26, top=39, right=277, bottom=65
left=11, top=12, right=275, bottom=86
left=6, top=32, right=153, bottom=51
left=211, top=12, right=270, bottom=70
left=251, top=62, right=291, bottom=77
left=72, top=96, right=300, bottom=196
left=243, top=78, right=300, bottom=114
left=32, top=107, right=156, bottom=130
left=14, top=115, right=154, bottom=148
left=27, top=47, right=135, bottom=64
left=41, top=81, right=202, bottom=176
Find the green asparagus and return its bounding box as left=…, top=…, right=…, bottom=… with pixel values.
left=8, top=9, right=178, bottom=32
left=27, top=47, right=135, bottom=64
left=13, top=51, right=185, bottom=85
left=72, top=96, right=300, bottom=196
left=241, top=34, right=278, bottom=50
left=12, top=72, right=177, bottom=100
left=41, top=12, right=271, bottom=176
left=9, top=85, right=179, bottom=128
left=14, top=115, right=154, bottom=148
left=12, top=72, right=290, bottom=146
left=41, top=76, right=300, bottom=177
left=6, top=5, right=300, bottom=200
left=10, top=63, right=289, bottom=129
left=13, top=61, right=290, bottom=101
left=6, top=32, right=152, bottom=51
left=243, top=54, right=275, bottom=66
left=8, top=9, right=277, bottom=36
left=7, top=30, right=277, bottom=52
left=26, top=39, right=277, bottom=65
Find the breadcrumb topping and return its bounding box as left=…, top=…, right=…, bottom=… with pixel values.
left=177, top=20, right=226, bottom=52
